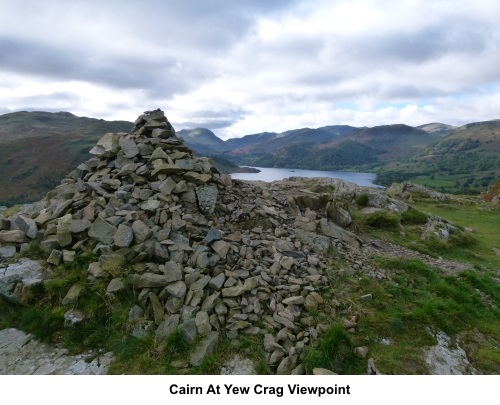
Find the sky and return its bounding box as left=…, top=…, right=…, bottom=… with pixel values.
left=1, top=0, right=500, bottom=139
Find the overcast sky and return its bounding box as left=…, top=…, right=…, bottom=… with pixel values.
left=1, top=0, right=500, bottom=139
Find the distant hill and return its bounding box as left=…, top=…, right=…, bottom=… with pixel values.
left=377, top=119, right=500, bottom=194
left=1, top=111, right=499, bottom=203
left=232, top=124, right=440, bottom=170
left=0, top=111, right=132, bottom=143
left=0, top=111, right=133, bottom=204
left=417, top=122, right=455, bottom=137
left=176, top=128, right=226, bottom=155
left=223, top=131, right=279, bottom=151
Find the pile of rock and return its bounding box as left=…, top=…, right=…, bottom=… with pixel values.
left=0, top=109, right=414, bottom=373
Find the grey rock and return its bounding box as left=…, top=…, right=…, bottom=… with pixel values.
left=163, top=261, right=183, bottom=282
left=89, top=132, right=120, bottom=156
left=326, top=203, right=352, bottom=228
left=280, top=256, right=295, bottom=270
left=64, top=310, right=85, bottom=327
left=220, top=356, right=257, bottom=375
left=208, top=273, right=225, bottom=291
left=0, top=328, right=113, bottom=375
left=0, top=259, right=43, bottom=304
left=203, top=228, right=223, bottom=245
left=293, top=229, right=332, bottom=252
left=113, top=224, right=134, bottom=247
left=131, top=220, right=152, bottom=243
left=282, top=296, right=304, bottom=306
left=88, top=218, right=117, bottom=245
left=179, top=318, right=198, bottom=343
left=159, top=177, right=177, bottom=196
left=106, top=278, right=126, bottom=294
left=137, top=273, right=169, bottom=288
left=222, top=284, right=246, bottom=297
left=276, top=355, right=298, bottom=375
left=196, top=185, right=218, bottom=214
left=354, top=346, right=369, bottom=359
left=195, top=311, right=212, bottom=335
left=212, top=240, right=230, bottom=258
left=190, top=331, right=219, bottom=366
left=62, top=284, right=84, bottom=305
left=0, top=246, right=16, bottom=258
left=14, top=216, right=38, bottom=239
left=62, top=250, right=75, bottom=263
left=184, top=171, right=211, bottom=185
left=0, top=230, right=26, bottom=243
left=319, top=218, right=361, bottom=248
left=57, top=214, right=73, bottom=247
left=149, top=292, right=164, bottom=326
left=166, top=280, right=187, bottom=299
left=69, top=219, right=91, bottom=233
left=87, top=262, right=106, bottom=278
left=119, top=137, right=139, bottom=158
left=156, top=314, right=180, bottom=342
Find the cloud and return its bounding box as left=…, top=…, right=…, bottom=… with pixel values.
left=0, top=0, right=500, bottom=138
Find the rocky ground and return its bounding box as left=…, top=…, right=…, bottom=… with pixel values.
left=0, top=328, right=112, bottom=374
left=0, top=109, right=491, bottom=375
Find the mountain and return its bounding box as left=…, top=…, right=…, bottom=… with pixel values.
left=223, top=131, right=279, bottom=151
left=0, top=111, right=133, bottom=205
left=0, top=111, right=132, bottom=143
left=176, top=128, right=226, bottom=155
left=336, top=124, right=441, bottom=160
left=376, top=119, right=500, bottom=194
left=226, top=126, right=358, bottom=166
left=234, top=124, right=440, bottom=170
left=417, top=122, right=456, bottom=137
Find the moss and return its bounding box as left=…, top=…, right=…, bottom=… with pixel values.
left=401, top=208, right=428, bottom=225
left=355, top=194, right=370, bottom=207
left=365, top=211, right=400, bottom=229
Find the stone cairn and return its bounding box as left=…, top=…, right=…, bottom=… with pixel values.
left=0, top=109, right=375, bottom=374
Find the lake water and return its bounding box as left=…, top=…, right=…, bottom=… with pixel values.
left=231, top=167, right=381, bottom=187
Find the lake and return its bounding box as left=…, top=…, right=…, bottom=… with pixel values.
left=231, top=167, right=381, bottom=187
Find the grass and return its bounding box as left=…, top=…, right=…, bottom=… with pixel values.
left=364, top=211, right=401, bottom=229
left=322, top=258, right=500, bottom=374
left=411, top=197, right=500, bottom=270
left=302, top=324, right=365, bottom=374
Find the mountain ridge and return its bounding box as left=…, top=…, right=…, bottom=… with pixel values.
left=1, top=110, right=499, bottom=203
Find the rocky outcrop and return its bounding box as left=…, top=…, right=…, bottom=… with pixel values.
left=0, top=259, right=46, bottom=305
left=0, top=328, right=112, bottom=375
left=388, top=182, right=449, bottom=202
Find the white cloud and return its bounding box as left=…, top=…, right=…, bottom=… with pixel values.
left=0, top=0, right=499, bottom=138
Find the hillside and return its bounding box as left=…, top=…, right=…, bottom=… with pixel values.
left=0, top=111, right=132, bottom=143
left=232, top=124, right=439, bottom=171
left=377, top=120, right=500, bottom=194
left=417, top=122, right=455, bottom=137
left=177, top=128, right=227, bottom=155
left=0, top=111, right=133, bottom=205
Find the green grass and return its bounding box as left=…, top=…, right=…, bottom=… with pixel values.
left=411, top=197, right=500, bottom=270
left=302, top=324, right=365, bottom=374
left=342, top=258, right=500, bottom=374
left=364, top=211, right=401, bottom=229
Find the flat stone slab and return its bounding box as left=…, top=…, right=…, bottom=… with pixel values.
left=0, top=328, right=113, bottom=375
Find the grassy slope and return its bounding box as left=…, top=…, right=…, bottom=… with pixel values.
left=377, top=120, right=500, bottom=194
